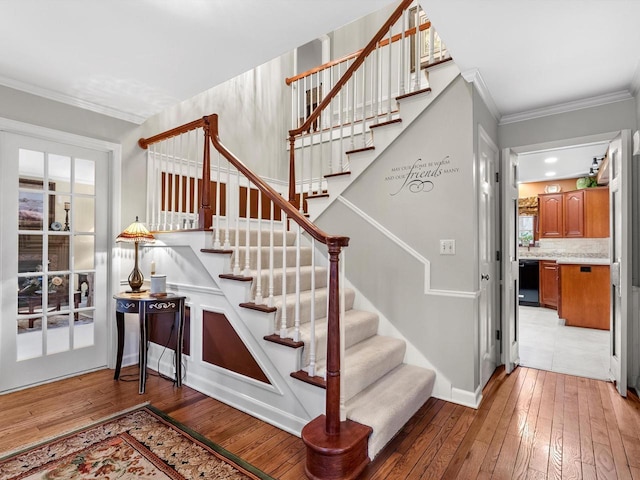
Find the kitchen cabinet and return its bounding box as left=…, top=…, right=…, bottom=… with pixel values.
left=558, top=264, right=610, bottom=330
left=563, top=190, right=584, bottom=237
left=538, top=187, right=609, bottom=239
left=539, top=194, right=563, bottom=238
left=539, top=260, right=558, bottom=309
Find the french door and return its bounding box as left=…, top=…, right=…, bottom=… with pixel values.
left=0, top=132, right=109, bottom=392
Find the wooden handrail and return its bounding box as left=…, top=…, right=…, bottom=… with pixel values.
left=207, top=114, right=349, bottom=249
left=288, top=0, right=413, bottom=140
left=285, top=21, right=431, bottom=86
left=287, top=0, right=413, bottom=202
left=138, top=117, right=206, bottom=149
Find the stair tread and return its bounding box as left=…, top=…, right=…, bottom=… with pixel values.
left=346, top=364, right=436, bottom=458
left=315, top=335, right=406, bottom=402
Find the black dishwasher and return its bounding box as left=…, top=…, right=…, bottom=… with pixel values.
left=519, top=259, right=540, bottom=306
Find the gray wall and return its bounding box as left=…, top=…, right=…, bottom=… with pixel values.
left=123, top=53, right=295, bottom=226
left=499, top=98, right=637, bottom=149
left=317, top=77, right=478, bottom=391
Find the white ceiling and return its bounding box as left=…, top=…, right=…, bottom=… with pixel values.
left=0, top=0, right=395, bottom=123
left=1, top=1, right=639, bottom=182
left=517, top=141, right=609, bottom=184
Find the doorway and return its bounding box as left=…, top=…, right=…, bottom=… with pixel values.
left=0, top=131, right=111, bottom=392
left=514, top=138, right=614, bottom=381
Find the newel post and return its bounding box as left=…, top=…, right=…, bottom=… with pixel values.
left=301, top=238, right=371, bottom=480
left=325, top=242, right=342, bottom=435
left=198, top=117, right=213, bottom=230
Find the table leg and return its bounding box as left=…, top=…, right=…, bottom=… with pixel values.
left=175, top=299, right=185, bottom=387
left=139, top=309, right=148, bottom=394
left=114, top=311, right=125, bottom=380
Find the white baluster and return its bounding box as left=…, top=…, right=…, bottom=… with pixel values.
left=400, top=9, right=407, bottom=96
left=178, top=134, right=184, bottom=229
left=171, top=136, right=177, bottom=229
left=185, top=131, right=191, bottom=227
left=308, top=238, right=317, bottom=377
left=213, top=150, right=221, bottom=249
left=224, top=158, right=231, bottom=249
left=414, top=8, right=421, bottom=92
left=429, top=22, right=435, bottom=65
left=387, top=28, right=393, bottom=121
left=233, top=166, right=241, bottom=275
left=268, top=200, right=275, bottom=307
left=338, top=62, right=344, bottom=171
left=293, top=223, right=301, bottom=343
left=244, top=181, right=251, bottom=277
left=162, top=140, right=168, bottom=230
left=374, top=43, right=380, bottom=122
left=280, top=212, right=288, bottom=337
left=350, top=72, right=356, bottom=151
left=193, top=131, right=200, bottom=227
left=146, top=146, right=153, bottom=230
left=254, top=190, right=263, bottom=304
left=328, top=65, right=334, bottom=174
left=362, top=58, right=368, bottom=148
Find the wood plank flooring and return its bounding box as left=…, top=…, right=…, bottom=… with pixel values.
left=1, top=365, right=640, bottom=479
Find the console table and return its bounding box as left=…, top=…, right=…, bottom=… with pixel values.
left=113, top=291, right=186, bottom=394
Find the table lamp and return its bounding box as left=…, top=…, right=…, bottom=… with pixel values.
left=116, top=216, right=155, bottom=292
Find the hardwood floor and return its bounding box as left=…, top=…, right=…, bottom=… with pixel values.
left=1, top=365, right=640, bottom=479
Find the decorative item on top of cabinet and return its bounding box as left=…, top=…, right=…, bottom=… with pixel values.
left=539, top=260, right=558, bottom=309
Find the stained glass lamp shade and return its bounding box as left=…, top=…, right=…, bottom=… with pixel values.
left=116, top=216, right=155, bottom=292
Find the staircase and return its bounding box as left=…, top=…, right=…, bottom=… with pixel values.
left=207, top=226, right=436, bottom=459
left=138, top=1, right=459, bottom=477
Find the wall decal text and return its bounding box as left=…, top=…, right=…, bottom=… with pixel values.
left=386, top=156, right=459, bottom=196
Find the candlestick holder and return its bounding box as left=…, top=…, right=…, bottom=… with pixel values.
left=63, top=202, right=70, bottom=231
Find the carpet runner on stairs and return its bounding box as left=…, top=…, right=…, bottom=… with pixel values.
left=213, top=226, right=436, bottom=459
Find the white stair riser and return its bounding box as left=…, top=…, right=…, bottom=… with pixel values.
left=251, top=266, right=328, bottom=298
left=214, top=228, right=296, bottom=247
left=274, top=288, right=356, bottom=329
left=233, top=246, right=313, bottom=270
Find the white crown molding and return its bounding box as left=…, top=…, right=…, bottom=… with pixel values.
left=631, top=60, right=640, bottom=97
left=0, top=75, right=146, bottom=125
left=499, top=90, right=633, bottom=125
left=460, top=68, right=501, bottom=122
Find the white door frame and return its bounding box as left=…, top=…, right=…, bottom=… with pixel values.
left=478, top=125, right=499, bottom=387
left=608, top=131, right=632, bottom=396
left=0, top=117, right=122, bottom=382
left=501, top=147, right=520, bottom=373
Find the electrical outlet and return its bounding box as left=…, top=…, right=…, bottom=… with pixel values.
left=439, top=239, right=456, bottom=255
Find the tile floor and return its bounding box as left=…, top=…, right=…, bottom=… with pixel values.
left=519, top=305, right=610, bottom=380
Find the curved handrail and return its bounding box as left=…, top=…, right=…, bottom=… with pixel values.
left=288, top=0, right=413, bottom=139
left=207, top=114, right=349, bottom=249
left=285, top=21, right=431, bottom=86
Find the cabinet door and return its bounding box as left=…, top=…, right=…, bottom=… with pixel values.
left=584, top=187, right=610, bottom=238
left=539, top=194, right=563, bottom=238
left=539, top=261, right=558, bottom=309
left=564, top=190, right=585, bottom=237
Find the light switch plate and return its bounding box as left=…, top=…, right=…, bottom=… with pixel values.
left=440, top=239, right=456, bottom=255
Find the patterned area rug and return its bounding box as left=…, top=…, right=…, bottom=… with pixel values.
left=0, top=405, right=275, bottom=480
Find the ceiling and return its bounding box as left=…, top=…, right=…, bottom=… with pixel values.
left=1, top=2, right=639, bottom=179
left=0, top=0, right=395, bottom=123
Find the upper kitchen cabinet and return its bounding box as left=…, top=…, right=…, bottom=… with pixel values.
left=539, top=187, right=609, bottom=239
left=539, top=193, right=563, bottom=237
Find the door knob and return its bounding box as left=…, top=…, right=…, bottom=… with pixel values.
left=481, top=274, right=490, bottom=281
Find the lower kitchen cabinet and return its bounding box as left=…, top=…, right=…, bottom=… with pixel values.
left=558, top=264, right=610, bottom=330
left=539, top=261, right=558, bottom=309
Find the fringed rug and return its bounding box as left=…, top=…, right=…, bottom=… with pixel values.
left=0, top=405, right=274, bottom=480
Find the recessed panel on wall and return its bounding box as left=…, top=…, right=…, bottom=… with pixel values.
left=202, top=310, right=270, bottom=384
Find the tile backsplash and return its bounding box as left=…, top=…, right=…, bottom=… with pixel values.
left=519, top=238, right=609, bottom=258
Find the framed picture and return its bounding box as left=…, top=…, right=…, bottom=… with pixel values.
left=18, top=178, right=56, bottom=230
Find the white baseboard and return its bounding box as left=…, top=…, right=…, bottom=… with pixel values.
left=450, top=385, right=483, bottom=409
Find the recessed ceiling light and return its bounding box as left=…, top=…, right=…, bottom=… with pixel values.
left=545, top=171, right=556, bottom=177
left=544, top=157, right=558, bottom=164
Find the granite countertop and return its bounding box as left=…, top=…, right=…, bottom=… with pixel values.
left=519, top=250, right=610, bottom=265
